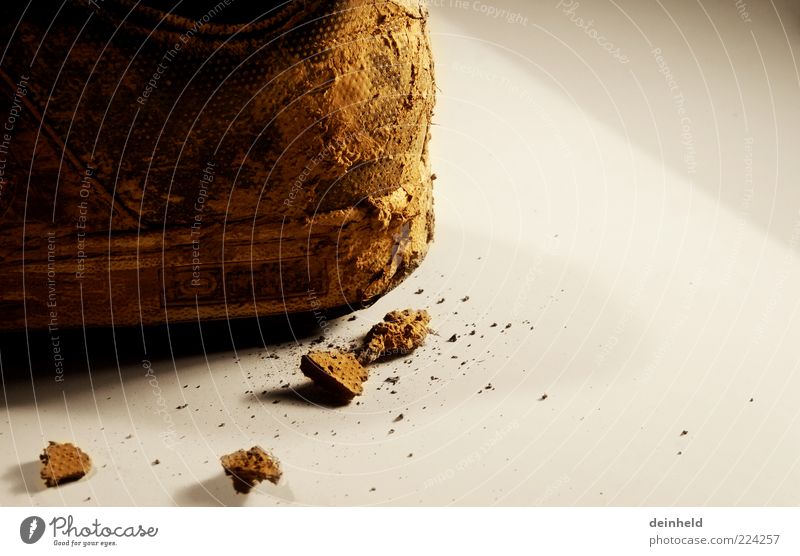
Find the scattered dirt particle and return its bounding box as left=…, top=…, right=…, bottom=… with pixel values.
left=461, top=295, right=470, bottom=302
left=680, top=430, right=688, bottom=436
left=539, top=393, right=548, bottom=401
left=436, top=298, right=445, bottom=304
left=393, top=413, right=404, bottom=422
left=151, top=459, right=160, bottom=466
left=414, top=288, right=424, bottom=294
left=447, top=334, right=458, bottom=342
left=176, top=404, right=188, bottom=410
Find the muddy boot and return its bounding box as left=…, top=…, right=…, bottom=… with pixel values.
left=0, top=0, right=435, bottom=330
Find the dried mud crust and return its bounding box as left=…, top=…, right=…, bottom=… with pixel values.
left=300, top=350, right=369, bottom=401
left=358, top=309, right=431, bottom=364
left=220, top=446, right=282, bottom=494
left=39, top=441, right=92, bottom=488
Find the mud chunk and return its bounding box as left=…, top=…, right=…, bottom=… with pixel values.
left=39, top=441, right=92, bottom=487
left=300, top=350, right=369, bottom=401
left=220, top=446, right=281, bottom=494
left=358, top=309, right=431, bottom=364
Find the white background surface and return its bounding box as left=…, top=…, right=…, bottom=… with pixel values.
left=2, top=0, right=800, bottom=506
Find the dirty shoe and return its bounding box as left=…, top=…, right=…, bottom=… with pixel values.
left=0, top=0, right=435, bottom=330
